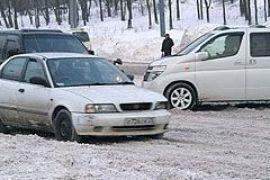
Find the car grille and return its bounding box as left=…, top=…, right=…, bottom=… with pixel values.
left=120, top=103, right=152, bottom=111
left=112, top=125, right=156, bottom=132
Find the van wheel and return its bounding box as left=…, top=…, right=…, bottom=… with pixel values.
left=54, top=109, right=82, bottom=142
left=165, top=82, right=197, bottom=110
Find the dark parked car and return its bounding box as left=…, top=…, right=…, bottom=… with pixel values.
left=0, top=29, right=90, bottom=64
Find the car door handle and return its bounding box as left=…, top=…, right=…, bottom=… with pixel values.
left=18, top=89, right=25, bottom=93
left=249, top=59, right=256, bottom=65
left=234, top=61, right=245, bottom=65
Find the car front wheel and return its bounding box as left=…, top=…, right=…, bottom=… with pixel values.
left=165, top=82, right=197, bottom=110
left=54, top=109, right=81, bottom=142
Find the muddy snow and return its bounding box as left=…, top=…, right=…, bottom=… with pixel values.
left=0, top=107, right=269, bottom=179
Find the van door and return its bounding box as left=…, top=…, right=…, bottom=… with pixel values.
left=195, top=32, right=246, bottom=101
left=246, top=32, right=270, bottom=100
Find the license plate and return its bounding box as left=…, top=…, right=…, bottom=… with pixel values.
left=124, top=117, right=154, bottom=126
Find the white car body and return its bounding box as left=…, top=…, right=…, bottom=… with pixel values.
left=143, top=27, right=270, bottom=108
left=0, top=53, right=170, bottom=137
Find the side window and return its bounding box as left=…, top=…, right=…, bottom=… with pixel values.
left=23, top=59, right=46, bottom=83
left=250, top=33, right=270, bottom=57
left=200, top=33, right=243, bottom=59
left=1, top=58, right=27, bottom=81
left=4, top=39, right=20, bottom=59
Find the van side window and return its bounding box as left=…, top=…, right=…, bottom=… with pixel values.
left=250, top=33, right=270, bottom=57
left=199, top=33, right=243, bottom=60
left=0, top=58, right=27, bottom=81
left=0, top=36, right=6, bottom=59
left=4, top=39, right=20, bottom=59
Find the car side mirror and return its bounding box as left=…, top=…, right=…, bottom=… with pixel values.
left=196, top=52, right=209, bottom=61
left=127, top=74, right=134, bottom=81
left=29, top=77, right=49, bottom=87
left=113, top=58, right=123, bottom=65
left=88, top=49, right=95, bottom=55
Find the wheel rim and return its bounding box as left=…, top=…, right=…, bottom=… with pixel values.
left=170, top=87, right=192, bottom=109
left=59, top=119, right=71, bottom=140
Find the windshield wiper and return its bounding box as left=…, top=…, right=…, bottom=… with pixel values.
left=117, top=81, right=134, bottom=85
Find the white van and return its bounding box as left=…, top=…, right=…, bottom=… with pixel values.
left=143, top=26, right=270, bottom=110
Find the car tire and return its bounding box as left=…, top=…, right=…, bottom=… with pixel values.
left=165, top=82, right=197, bottom=110
left=149, top=133, right=164, bottom=139
left=54, top=109, right=82, bottom=142
left=0, top=119, right=9, bottom=134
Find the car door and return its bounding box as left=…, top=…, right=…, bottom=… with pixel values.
left=246, top=31, right=270, bottom=100
left=17, top=58, right=52, bottom=127
left=195, top=32, right=246, bottom=101
left=0, top=57, right=27, bottom=126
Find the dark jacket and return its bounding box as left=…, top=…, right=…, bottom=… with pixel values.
left=161, top=37, right=174, bottom=56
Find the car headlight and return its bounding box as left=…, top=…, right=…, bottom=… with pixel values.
left=85, top=104, right=118, bottom=113
left=154, top=101, right=168, bottom=110
left=144, top=65, right=166, bottom=81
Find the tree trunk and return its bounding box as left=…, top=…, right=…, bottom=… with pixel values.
left=79, top=0, right=88, bottom=25
left=176, top=0, right=180, bottom=20
left=34, top=0, right=40, bottom=28
left=168, top=0, right=173, bottom=29
left=268, top=0, right=270, bottom=17
left=222, top=0, right=226, bottom=25
left=140, top=0, right=144, bottom=16
left=196, top=0, right=200, bottom=19
left=264, top=0, right=267, bottom=21
left=114, top=0, right=118, bottom=16
left=44, top=0, right=50, bottom=25
left=106, top=0, right=112, bottom=17
left=7, top=0, right=13, bottom=28
left=120, top=0, right=125, bottom=20
left=153, top=0, right=158, bottom=23
left=99, top=0, right=104, bottom=21
left=12, top=0, right=19, bottom=29
left=127, top=0, right=132, bottom=28
left=204, top=0, right=211, bottom=23
left=54, top=0, right=62, bottom=25
left=239, top=0, right=244, bottom=16
left=200, top=0, right=203, bottom=19
left=146, top=0, right=152, bottom=29
left=247, top=0, right=251, bottom=25
left=0, top=1, right=10, bottom=28
left=254, top=0, right=258, bottom=25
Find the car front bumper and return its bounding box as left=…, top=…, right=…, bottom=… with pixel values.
left=71, top=110, right=170, bottom=136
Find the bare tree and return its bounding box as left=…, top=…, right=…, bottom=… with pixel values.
left=44, top=0, right=50, bottom=25
left=200, top=0, right=203, bottom=19
left=0, top=1, right=10, bottom=28
left=176, top=0, right=180, bottom=20
left=254, top=0, right=258, bottom=25
left=12, top=0, right=19, bottom=29
left=99, top=0, right=104, bottom=21
left=204, top=0, right=211, bottom=23
left=196, top=0, right=200, bottom=19
left=127, top=0, right=132, bottom=28
left=168, top=0, right=173, bottom=29
left=105, top=0, right=112, bottom=17
left=264, top=0, right=267, bottom=21
left=247, top=0, right=251, bottom=25
left=146, top=0, right=152, bottom=28
left=153, top=0, right=158, bottom=23
left=222, top=0, right=226, bottom=25
left=120, top=0, right=125, bottom=21
left=7, top=0, right=13, bottom=27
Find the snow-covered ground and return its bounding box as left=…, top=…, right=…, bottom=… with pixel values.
left=0, top=107, right=269, bottom=179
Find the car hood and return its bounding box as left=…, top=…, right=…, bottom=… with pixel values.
left=61, top=85, right=166, bottom=103
left=150, top=53, right=196, bottom=66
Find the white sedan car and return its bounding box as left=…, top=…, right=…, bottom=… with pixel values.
left=0, top=53, right=170, bottom=142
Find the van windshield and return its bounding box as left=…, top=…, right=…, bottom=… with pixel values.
left=177, top=33, right=214, bottom=55
left=23, top=34, right=88, bottom=54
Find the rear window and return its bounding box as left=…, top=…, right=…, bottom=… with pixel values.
left=72, top=32, right=90, bottom=42
left=250, top=33, right=270, bottom=57
left=23, top=34, right=88, bottom=54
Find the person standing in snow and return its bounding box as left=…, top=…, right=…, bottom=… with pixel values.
left=161, top=34, right=174, bottom=57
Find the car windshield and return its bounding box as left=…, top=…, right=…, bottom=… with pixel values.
left=72, top=32, right=90, bottom=42
left=23, top=34, right=88, bottom=54
left=47, top=57, right=133, bottom=87
left=177, top=33, right=214, bottom=55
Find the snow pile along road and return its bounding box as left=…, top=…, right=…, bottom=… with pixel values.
left=0, top=107, right=269, bottom=179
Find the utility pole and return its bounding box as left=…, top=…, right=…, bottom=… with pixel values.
left=159, top=0, right=165, bottom=36
left=70, top=0, right=79, bottom=28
